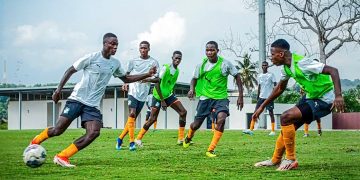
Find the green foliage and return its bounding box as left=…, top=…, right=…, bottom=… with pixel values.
left=0, top=96, right=9, bottom=120
left=234, top=53, right=258, bottom=93
left=0, top=83, right=26, bottom=88
left=274, top=90, right=301, bottom=104
left=0, top=130, right=359, bottom=179
left=343, top=85, right=360, bottom=112
left=0, top=122, right=7, bottom=130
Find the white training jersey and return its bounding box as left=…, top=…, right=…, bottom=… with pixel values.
left=127, top=56, right=159, bottom=102
left=69, top=51, right=126, bottom=108
left=159, top=64, right=177, bottom=79
left=280, top=56, right=334, bottom=104
left=258, top=72, right=276, bottom=99
left=193, top=57, right=238, bottom=100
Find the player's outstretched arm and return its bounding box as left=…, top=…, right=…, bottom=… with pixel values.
left=187, top=78, right=197, bottom=100
left=141, top=77, right=160, bottom=83
left=119, top=66, right=157, bottom=83
left=322, top=65, right=345, bottom=112
left=234, top=73, right=244, bottom=110
left=52, top=66, right=77, bottom=103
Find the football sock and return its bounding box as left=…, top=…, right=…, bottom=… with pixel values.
left=154, top=120, right=157, bottom=129
left=58, top=143, right=78, bottom=159
left=250, top=119, right=255, bottom=131
left=271, top=132, right=285, bottom=164
left=186, top=127, right=195, bottom=140
left=211, top=121, right=215, bottom=131
left=207, top=130, right=223, bottom=152
left=271, top=122, right=275, bottom=132
left=119, top=121, right=129, bottom=139
left=178, top=127, right=185, bottom=140
left=33, top=127, right=49, bottom=144
left=281, top=124, right=296, bottom=160
left=136, top=128, right=147, bottom=140
left=304, top=123, right=309, bottom=134
left=128, top=117, right=136, bottom=142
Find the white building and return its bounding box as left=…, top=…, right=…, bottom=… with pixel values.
left=0, top=83, right=332, bottom=130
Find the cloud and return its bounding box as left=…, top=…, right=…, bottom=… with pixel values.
left=14, top=21, right=88, bottom=47
left=131, top=11, right=186, bottom=52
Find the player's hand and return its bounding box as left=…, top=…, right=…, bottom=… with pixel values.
left=52, top=89, right=61, bottom=103
left=147, top=66, right=157, bottom=77
left=252, top=106, right=264, bottom=122
left=187, top=90, right=195, bottom=100
left=331, top=95, right=345, bottom=113
left=237, top=96, right=244, bottom=111
left=160, top=100, right=167, bottom=111
left=122, top=83, right=128, bottom=91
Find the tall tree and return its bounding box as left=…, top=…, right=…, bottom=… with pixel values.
left=234, top=53, right=258, bottom=94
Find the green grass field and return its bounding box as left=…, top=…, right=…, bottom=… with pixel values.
left=0, top=129, right=359, bottom=179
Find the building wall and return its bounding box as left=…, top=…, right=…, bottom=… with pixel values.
left=8, top=98, right=333, bottom=130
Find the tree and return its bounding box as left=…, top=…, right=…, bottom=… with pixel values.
left=343, top=85, right=360, bottom=112
left=233, top=53, right=258, bottom=94
left=269, top=0, right=360, bottom=64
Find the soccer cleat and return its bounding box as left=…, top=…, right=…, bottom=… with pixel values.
left=177, top=139, right=184, bottom=145
left=276, top=159, right=298, bottom=171
left=129, top=142, right=136, bottom=151
left=269, top=131, right=276, bottom=136
left=116, top=138, right=123, bottom=150
left=303, top=133, right=309, bottom=137
left=30, top=135, right=39, bottom=145
left=183, top=137, right=191, bottom=148
left=206, top=151, right=216, bottom=158
left=318, top=129, right=322, bottom=136
left=243, top=129, right=254, bottom=135
left=254, top=159, right=278, bottom=167
left=53, top=155, right=76, bottom=168
left=135, top=139, right=143, bottom=148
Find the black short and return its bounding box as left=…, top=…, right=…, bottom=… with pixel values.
left=128, top=95, right=145, bottom=115
left=195, top=99, right=230, bottom=120
left=255, top=98, right=274, bottom=112
left=60, top=100, right=103, bottom=128
left=151, top=94, right=178, bottom=109
left=296, top=97, right=332, bottom=124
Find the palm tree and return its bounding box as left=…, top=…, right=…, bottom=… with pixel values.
left=233, top=53, right=258, bottom=95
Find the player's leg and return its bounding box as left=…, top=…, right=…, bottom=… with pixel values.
left=268, top=101, right=276, bottom=136
left=303, top=123, right=310, bottom=137
left=244, top=98, right=264, bottom=135
left=128, top=99, right=145, bottom=150
left=316, top=118, right=322, bottom=136
left=136, top=106, right=160, bottom=146
left=169, top=97, right=187, bottom=144
left=31, top=100, right=80, bottom=145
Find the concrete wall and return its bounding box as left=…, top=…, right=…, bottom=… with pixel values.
left=7, top=97, right=333, bottom=130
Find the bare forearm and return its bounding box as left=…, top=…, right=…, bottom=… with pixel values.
left=120, top=73, right=151, bottom=83
left=57, top=66, right=76, bottom=92
left=323, top=66, right=342, bottom=96
left=235, top=74, right=243, bottom=97
left=155, top=81, right=164, bottom=101
left=142, top=77, right=160, bottom=83
left=261, top=80, right=287, bottom=107
left=190, top=78, right=197, bottom=91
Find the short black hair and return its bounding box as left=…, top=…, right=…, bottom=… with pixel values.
left=206, top=41, right=218, bottom=49
left=140, top=41, right=150, bottom=47
left=103, top=33, right=117, bottom=43
left=262, top=61, right=268, bottom=65
left=173, top=50, right=182, bottom=56
left=271, top=39, right=290, bottom=50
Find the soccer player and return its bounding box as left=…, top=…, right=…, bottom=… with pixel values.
left=29, top=33, right=156, bottom=167
left=183, top=41, right=244, bottom=157
left=253, top=39, right=344, bottom=171
left=243, top=61, right=277, bottom=136
left=135, top=50, right=187, bottom=146
left=116, top=41, right=159, bottom=151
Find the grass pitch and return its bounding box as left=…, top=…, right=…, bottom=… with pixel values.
left=0, top=129, right=359, bottom=179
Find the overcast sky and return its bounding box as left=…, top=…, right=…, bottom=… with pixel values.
left=1, top=0, right=359, bottom=87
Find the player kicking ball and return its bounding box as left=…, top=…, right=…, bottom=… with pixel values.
left=253, top=39, right=344, bottom=171
left=135, top=51, right=187, bottom=147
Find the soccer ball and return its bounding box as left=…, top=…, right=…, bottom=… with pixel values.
left=23, top=144, right=47, bottom=168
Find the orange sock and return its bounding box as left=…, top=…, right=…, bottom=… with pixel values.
left=32, top=127, right=49, bottom=144
left=304, top=123, right=309, bottom=134
left=187, top=128, right=195, bottom=139
left=136, top=128, right=147, bottom=140
left=154, top=120, right=157, bottom=129
left=250, top=120, right=255, bottom=130
left=58, top=143, right=78, bottom=159
left=119, top=122, right=129, bottom=139
left=271, top=122, right=275, bottom=132
left=281, top=124, right=296, bottom=160
left=207, top=130, right=223, bottom=152
left=271, top=132, right=285, bottom=164
left=178, top=127, right=185, bottom=140
left=211, top=121, right=215, bottom=132
left=128, top=117, right=136, bottom=142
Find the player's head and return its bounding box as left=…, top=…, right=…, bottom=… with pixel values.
left=172, top=50, right=182, bottom=67
left=262, top=61, right=269, bottom=72
left=103, top=33, right=118, bottom=56
left=139, top=41, right=150, bottom=58
left=270, top=39, right=290, bottom=66
left=205, top=41, right=219, bottom=61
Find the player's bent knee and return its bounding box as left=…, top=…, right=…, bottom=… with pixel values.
left=88, top=130, right=100, bottom=140
left=280, top=112, right=292, bottom=126
left=179, top=110, right=187, bottom=118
